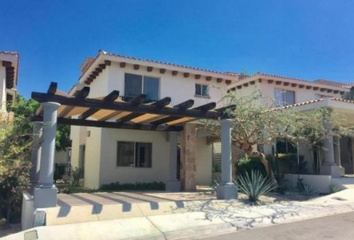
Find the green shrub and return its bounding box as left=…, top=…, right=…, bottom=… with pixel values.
left=0, top=159, right=31, bottom=222
left=269, top=153, right=307, bottom=174
left=100, top=181, right=165, bottom=191
left=236, top=156, right=267, bottom=177
left=70, top=167, right=83, bottom=187
left=237, top=170, right=277, bottom=202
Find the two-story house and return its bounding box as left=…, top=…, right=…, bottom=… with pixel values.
left=69, top=50, right=239, bottom=190
left=68, top=50, right=354, bottom=191
left=0, top=51, right=19, bottom=120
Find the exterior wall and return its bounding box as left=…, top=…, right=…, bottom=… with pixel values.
left=196, top=137, right=212, bottom=186
left=99, top=128, right=170, bottom=186
left=70, top=126, right=87, bottom=168
left=105, top=62, right=227, bottom=106
left=284, top=174, right=332, bottom=193
left=84, top=127, right=102, bottom=189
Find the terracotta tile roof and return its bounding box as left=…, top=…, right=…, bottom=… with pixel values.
left=100, top=50, right=237, bottom=77
left=314, top=79, right=348, bottom=88
left=0, top=51, right=19, bottom=56
left=237, top=72, right=351, bottom=89
left=276, top=98, right=354, bottom=110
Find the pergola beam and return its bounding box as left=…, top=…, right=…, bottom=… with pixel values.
left=31, top=92, right=221, bottom=119
left=32, top=116, right=183, bottom=132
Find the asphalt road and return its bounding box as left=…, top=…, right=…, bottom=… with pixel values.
left=201, top=212, right=354, bottom=240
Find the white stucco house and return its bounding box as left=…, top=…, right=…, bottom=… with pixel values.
left=64, top=50, right=354, bottom=191
left=67, top=50, right=239, bottom=190
left=0, top=51, right=19, bottom=119
left=24, top=50, right=354, bottom=230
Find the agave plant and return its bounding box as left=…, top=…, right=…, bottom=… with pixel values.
left=237, top=170, right=277, bottom=202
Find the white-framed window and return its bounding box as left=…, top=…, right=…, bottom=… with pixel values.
left=274, top=89, right=295, bottom=106
left=117, top=141, right=152, bottom=168
left=195, top=84, right=209, bottom=97
left=124, top=73, right=159, bottom=101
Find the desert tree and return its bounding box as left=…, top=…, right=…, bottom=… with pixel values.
left=203, top=90, right=353, bottom=180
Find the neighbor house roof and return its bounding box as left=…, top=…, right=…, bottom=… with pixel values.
left=228, top=72, right=351, bottom=95
left=275, top=98, right=354, bottom=111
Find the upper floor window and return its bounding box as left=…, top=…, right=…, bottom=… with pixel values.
left=274, top=89, right=295, bottom=106
left=124, top=73, right=159, bottom=101
left=195, top=84, right=209, bottom=97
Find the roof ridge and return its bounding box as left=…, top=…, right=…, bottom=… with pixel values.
left=100, top=50, right=237, bottom=77
left=236, top=72, right=351, bottom=89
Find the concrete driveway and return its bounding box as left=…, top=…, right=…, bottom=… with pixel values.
left=202, top=212, right=354, bottom=240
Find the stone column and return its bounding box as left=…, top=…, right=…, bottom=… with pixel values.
left=166, top=131, right=181, bottom=191
left=180, top=124, right=197, bottom=191
left=29, top=122, right=43, bottom=195
left=320, top=112, right=342, bottom=178
left=34, top=102, right=60, bottom=208
left=217, top=119, right=237, bottom=199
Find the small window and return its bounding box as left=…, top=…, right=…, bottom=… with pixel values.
left=117, top=141, right=152, bottom=168
left=274, top=89, right=295, bottom=106
left=315, top=94, right=331, bottom=99
left=195, top=84, right=209, bottom=97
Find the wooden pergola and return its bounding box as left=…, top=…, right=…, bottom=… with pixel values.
left=30, top=82, right=237, bottom=209
left=32, top=82, right=232, bottom=131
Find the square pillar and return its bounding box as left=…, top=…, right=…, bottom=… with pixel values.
left=34, top=102, right=60, bottom=208
left=166, top=131, right=181, bottom=192
left=180, top=124, right=197, bottom=191
left=217, top=119, right=237, bottom=199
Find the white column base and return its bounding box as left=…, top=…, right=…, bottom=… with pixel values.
left=166, top=180, right=181, bottom=192
left=339, top=166, right=345, bottom=177
left=217, top=184, right=237, bottom=200
left=34, top=186, right=57, bottom=208
left=320, top=165, right=343, bottom=178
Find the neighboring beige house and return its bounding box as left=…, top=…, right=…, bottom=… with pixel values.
left=0, top=51, right=19, bottom=120
left=68, top=50, right=354, bottom=190
left=227, top=73, right=354, bottom=191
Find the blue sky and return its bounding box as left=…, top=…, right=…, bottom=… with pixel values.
left=1, top=0, right=354, bottom=98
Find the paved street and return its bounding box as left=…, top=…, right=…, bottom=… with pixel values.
left=202, top=212, right=354, bottom=240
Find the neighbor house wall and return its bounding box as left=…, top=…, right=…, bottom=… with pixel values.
left=258, top=82, right=342, bottom=103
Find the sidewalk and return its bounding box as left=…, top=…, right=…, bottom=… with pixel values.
left=4, top=189, right=354, bottom=240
